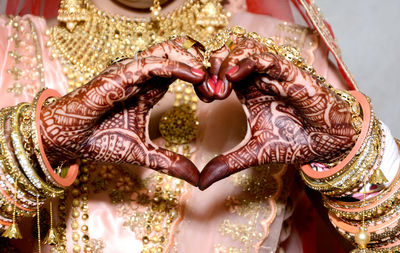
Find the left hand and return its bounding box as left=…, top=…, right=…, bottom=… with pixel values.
left=199, top=37, right=357, bottom=190
left=40, top=38, right=205, bottom=186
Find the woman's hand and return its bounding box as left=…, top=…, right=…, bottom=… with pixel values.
left=40, top=39, right=206, bottom=186
left=199, top=38, right=357, bottom=190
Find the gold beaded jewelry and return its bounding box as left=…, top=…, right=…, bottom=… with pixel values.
left=43, top=201, right=60, bottom=245
left=69, top=165, right=91, bottom=253
left=150, top=0, right=162, bottom=21
left=36, top=195, right=41, bottom=253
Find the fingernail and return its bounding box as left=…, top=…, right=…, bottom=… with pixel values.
left=207, top=79, right=215, bottom=93
left=226, top=66, right=239, bottom=76
left=215, top=80, right=223, bottom=96
left=211, top=75, right=218, bottom=84
left=191, top=68, right=205, bottom=77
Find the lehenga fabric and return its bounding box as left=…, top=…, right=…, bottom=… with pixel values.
left=0, top=0, right=357, bottom=252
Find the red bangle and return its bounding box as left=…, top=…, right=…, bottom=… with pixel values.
left=300, top=90, right=372, bottom=179
left=32, top=88, right=79, bottom=188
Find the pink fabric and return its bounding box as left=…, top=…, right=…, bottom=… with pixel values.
left=0, top=7, right=348, bottom=253
left=5, top=0, right=60, bottom=19
left=246, top=0, right=294, bottom=22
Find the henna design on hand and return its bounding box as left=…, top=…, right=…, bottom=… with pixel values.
left=199, top=39, right=356, bottom=190
left=40, top=40, right=206, bottom=185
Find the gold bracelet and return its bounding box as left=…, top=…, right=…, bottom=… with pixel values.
left=10, top=103, right=63, bottom=198
left=0, top=107, right=40, bottom=199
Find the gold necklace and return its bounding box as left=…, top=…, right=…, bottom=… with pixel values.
left=46, top=0, right=229, bottom=92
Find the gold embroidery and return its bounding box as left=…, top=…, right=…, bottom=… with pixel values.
left=6, top=17, right=45, bottom=98
left=8, top=51, right=21, bottom=64
left=217, top=164, right=287, bottom=252
left=87, top=238, right=106, bottom=253
left=298, top=0, right=358, bottom=89
left=7, top=67, right=23, bottom=80
left=276, top=22, right=314, bottom=49
left=7, top=82, right=23, bottom=96
left=117, top=172, right=188, bottom=253
left=275, top=22, right=318, bottom=65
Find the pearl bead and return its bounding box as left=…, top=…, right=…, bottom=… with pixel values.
left=354, top=229, right=370, bottom=248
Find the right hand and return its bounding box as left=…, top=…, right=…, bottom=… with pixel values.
left=198, top=37, right=357, bottom=190
left=39, top=39, right=206, bottom=186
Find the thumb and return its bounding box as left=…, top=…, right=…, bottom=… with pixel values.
left=146, top=147, right=199, bottom=186
left=199, top=138, right=261, bottom=190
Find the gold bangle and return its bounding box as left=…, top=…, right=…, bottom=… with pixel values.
left=10, top=103, right=63, bottom=198
left=31, top=89, right=62, bottom=188
left=0, top=107, right=40, bottom=198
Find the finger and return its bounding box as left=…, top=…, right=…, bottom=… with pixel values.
left=135, top=57, right=205, bottom=85
left=227, top=53, right=353, bottom=132
left=199, top=137, right=261, bottom=190
left=194, top=35, right=246, bottom=102
left=208, top=34, right=245, bottom=77
left=138, top=39, right=209, bottom=101
left=193, top=47, right=230, bottom=103
left=173, top=37, right=205, bottom=64
left=216, top=38, right=266, bottom=99
left=146, top=147, right=199, bottom=186
left=138, top=38, right=204, bottom=70
left=209, top=47, right=230, bottom=77
left=225, top=52, right=279, bottom=83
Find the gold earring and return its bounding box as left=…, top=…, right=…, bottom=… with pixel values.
left=58, top=0, right=88, bottom=32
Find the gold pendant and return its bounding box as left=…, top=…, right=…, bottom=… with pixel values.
left=369, top=168, right=388, bottom=185
left=43, top=227, right=60, bottom=245
left=57, top=0, right=88, bottom=32
left=2, top=223, right=23, bottom=239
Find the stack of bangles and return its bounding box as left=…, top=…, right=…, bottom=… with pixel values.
left=300, top=89, right=400, bottom=251
left=0, top=88, right=79, bottom=238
